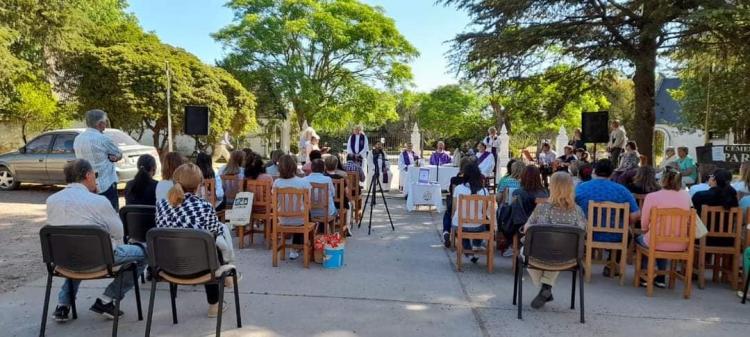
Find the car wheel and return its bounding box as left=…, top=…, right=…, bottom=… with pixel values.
left=0, top=166, right=20, bottom=191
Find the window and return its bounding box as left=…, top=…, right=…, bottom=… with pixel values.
left=26, top=134, right=53, bottom=154
left=51, top=133, right=77, bottom=154
left=103, top=130, right=139, bottom=146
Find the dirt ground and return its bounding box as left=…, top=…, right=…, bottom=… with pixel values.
left=0, top=185, right=59, bottom=293
left=0, top=184, right=128, bottom=294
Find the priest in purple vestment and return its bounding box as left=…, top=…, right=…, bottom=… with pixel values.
left=429, top=141, right=452, bottom=166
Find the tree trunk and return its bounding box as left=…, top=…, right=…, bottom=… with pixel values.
left=21, top=121, right=28, bottom=145
left=490, top=99, right=510, bottom=133
left=152, top=126, right=162, bottom=154
left=631, top=47, right=657, bottom=165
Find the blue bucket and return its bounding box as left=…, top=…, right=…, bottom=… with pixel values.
left=323, top=246, right=344, bottom=269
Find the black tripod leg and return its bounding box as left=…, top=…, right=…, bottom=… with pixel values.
left=358, top=178, right=377, bottom=229
left=376, top=179, right=395, bottom=231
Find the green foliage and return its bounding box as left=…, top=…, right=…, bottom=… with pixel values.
left=69, top=40, right=257, bottom=148
left=442, top=0, right=736, bottom=160
left=4, top=80, right=72, bottom=144
left=214, top=0, right=418, bottom=130
left=417, top=84, right=490, bottom=145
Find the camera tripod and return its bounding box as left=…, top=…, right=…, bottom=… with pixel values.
left=357, top=156, right=395, bottom=235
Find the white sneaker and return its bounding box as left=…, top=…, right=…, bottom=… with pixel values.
left=738, top=290, right=747, bottom=299
left=502, top=250, right=514, bottom=258
left=207, top=301, right=228, bottom=318
left=289, top=250, right=300, bottom=260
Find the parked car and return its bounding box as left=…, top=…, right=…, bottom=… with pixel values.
left=0, top=128, right=160, bottom=191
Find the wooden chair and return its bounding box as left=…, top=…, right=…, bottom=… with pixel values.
left=272, top=188, right=316, bottom=268
left=310, top=182, right=337, bottom=234
left=455, top=194, right=496, bottom=273
left=585, top=202, right=630, bottom=285
left=346, top=172, right=363, bottom=225
left=483, top=175, right=496, bottom=194
left=628, top=193, right=647, bottom=264
left=634, top=208, right=696, bottom=298
left=332, top=178, right=348, bottom=234
left=200, top=178, right=218, bottom=207
left=695, top=206, right=743, bottom=290
left=241, top=179, right=273, bottom=249
left=221, top=174, right=244, bottom=206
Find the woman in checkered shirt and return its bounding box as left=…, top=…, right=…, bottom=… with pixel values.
left=155, top=163, right=235, bottom=317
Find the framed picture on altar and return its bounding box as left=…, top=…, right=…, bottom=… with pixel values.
left=418, top=168, right=430, bottom=184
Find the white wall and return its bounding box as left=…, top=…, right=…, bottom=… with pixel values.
left=655, top=124, right=733, bottom=159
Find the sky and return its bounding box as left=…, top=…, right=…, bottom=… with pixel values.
left=126, top=0, right=472, bottom=92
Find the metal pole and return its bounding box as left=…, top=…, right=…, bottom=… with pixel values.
left=704, top=63, right=713, bottom=144
left=166, top=62, right=174, bottom=152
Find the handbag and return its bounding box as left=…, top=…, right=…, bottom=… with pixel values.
left=498, top=195, right=530, bottom=237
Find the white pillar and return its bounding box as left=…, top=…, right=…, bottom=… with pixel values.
left=410, top=122, right=422, bottom=156
left=496, top=123, right=510, bottom=179
left=281, top=118, right=291, bottom=153
left=556, top=125, right=568, bottom=155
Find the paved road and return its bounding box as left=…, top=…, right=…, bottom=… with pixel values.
left=0, top=190, right=748, bottom=337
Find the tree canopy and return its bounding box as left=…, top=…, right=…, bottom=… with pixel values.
left=441, top=0, right=738, bottom=161
left=214, top=0, right=418, bottom=131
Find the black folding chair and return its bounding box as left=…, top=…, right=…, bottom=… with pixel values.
left=144, top=228, right=241, bottom=337
left=119, top=205, right=156, bottom=283
left=512, top=225, right=585, bottom=323
left=39, top=225, right=143, bottom=337
left=743, top=250, right=749, bottom=304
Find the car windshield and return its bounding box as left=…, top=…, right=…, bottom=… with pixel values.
left=104, top=130, right=139, bottom=146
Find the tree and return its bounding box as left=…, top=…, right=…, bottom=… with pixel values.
left=417, top=84, right=489, bottom=143
left=213, top=0, right=418, bottom=130
left=441, top=0, right=737, bottom=162
left=69, top=40, right=257, bottom=149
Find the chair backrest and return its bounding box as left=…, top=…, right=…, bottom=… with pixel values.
left=649, top=208, right=696, bottom=250
left=587, top=201, right=630, bottom=236
left=456, top=194, right=496, bottom=232
left=632, top=193, right=646, bottom=210
left=332, top=178, right=346, bottom=210
left=246, top=179, right=272, bottom=211
left=524, top=225, right=585, bottom=264
left=147, top=228, right=220, bottom=278
left=346, top=172, right=360, bottom=199
left=119, top=205, right=156, bottom=243
left=200, top=178, right=217, bottom=207
left=700, top=206, right=742, bottom=244
left=221, top=174, right=244, bottom=205
left=39, top=225, right=114, bottom=273
left=273, top=187, right=311, bottom=226
left=310, top=182, right=330, bottom=220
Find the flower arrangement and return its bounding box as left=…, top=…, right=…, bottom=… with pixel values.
left=315, top=233, right=344, bottom=250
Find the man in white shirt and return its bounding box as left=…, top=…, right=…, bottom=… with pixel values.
left=346, top=125, right=369, bottom=164
left=537, top=142, right=557, bottom=187
left=483, top=127, right=499, bottom=157
left=46, top=159, right=145, bottom=322
left=213, top=131, right=233, bottom=162
left=73, top=109, right=122, bottom=210
left=607, top=120, right=627, bottom=167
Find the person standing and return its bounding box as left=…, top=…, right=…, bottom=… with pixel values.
left=429, top=141, right=452, bottom=166
left=483, top=127, right=499, bottom=157
left=607, top=120, right=627, bottom=167
left=346, top=125, right=369, bottom=165
left=73, top=109, right=122, bottom=210
left=212, top=131, right=233, bottom=163
left=367, top=142, right=392, bottom=191
left=398, top=142, right=419, bottom=191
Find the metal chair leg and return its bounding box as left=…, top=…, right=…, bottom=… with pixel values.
left=579, top=265, right=585, bottom=323
left=169, top=283, right=178, bottom=324
left=70, top=282, right=78, bottom=319
left=216, top=277, right=226, bottom=337
left=232, top=272, right=241, bottom=328
left=517, top=263, right=524, bottom=320
left=113, top=274, right=124, bottom=337
left=39, top=273, right=53, bottom=337
left=742, top=272, right=749, bottom=304
left=132, top=267, right=143, bottom=320
left=144, top=279, right=157, bottom=337
left=570, top=270, right=578, bottom=310
left=512, top=257, right=519, bottom=305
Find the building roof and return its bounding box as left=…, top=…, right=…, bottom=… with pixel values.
left=655, top=77, right=683, bottom=125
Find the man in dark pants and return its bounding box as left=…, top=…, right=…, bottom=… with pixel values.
left=607, top=120, right=627, bottom=168
left=73, top=109, right=122, bottom=210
